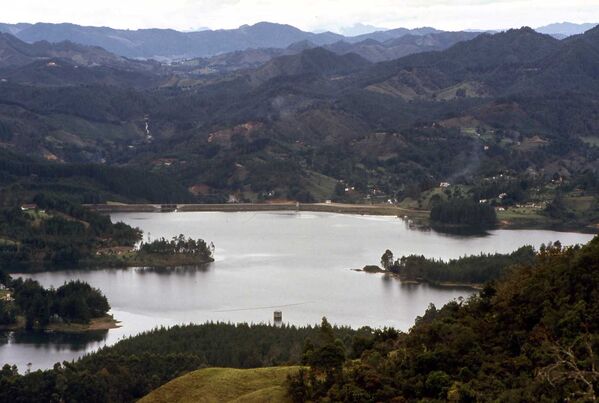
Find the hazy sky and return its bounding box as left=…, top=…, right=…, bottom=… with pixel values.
left=3, top=0, right=598, bottom=32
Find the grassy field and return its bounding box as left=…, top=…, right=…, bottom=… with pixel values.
left=140, top=367, right=302, bottom=403
left=304, top=170, right=338, bottom=201
left=581, top=136, right=599, bottom=147
left=497, top=207, right=556, bottom=229
left=45, top=315, right=120, bottom=333
left=564, top=195, right=596, bottom=211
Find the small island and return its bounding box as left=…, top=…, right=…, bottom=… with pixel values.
left=96, top=235, right=215, bottom=268
left=358, top=246, right=537, bottom=288
left=353, top=265, right=386, bottom=273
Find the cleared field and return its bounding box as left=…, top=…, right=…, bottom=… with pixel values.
left=581, top=136, right=599, bottom=147
left=564, top=196, right=595, bottom=211
left=139, top=366, right=302, bottom=403
left=497, top=207, right=550, bottom=226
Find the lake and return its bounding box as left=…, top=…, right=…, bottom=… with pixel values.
left=1, top=211, right=594, bottom=371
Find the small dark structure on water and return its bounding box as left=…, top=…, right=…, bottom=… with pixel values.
left=160, top=204, right=177, bottom=212
left=274, top=311, right=283, bottom=323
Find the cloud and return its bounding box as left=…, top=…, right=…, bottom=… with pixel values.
left=2, top=0, right=598, bottom=32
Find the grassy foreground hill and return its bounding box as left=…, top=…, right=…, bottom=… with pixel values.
left=139, top=367, right=301, bottom=403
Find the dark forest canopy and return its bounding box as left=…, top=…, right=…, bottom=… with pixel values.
left=289, top=237, right=599, bottom=401
left=0, top=194, right=141, bottom=271
left=380, top=245, right=536, bottom=284
left=130, top=234, right=215, bottom=266
left=0, top=194, right=214, bottom=271
left=139, top=235, right=213, bottom=259
left=0, top=149, right=193, bottom=204
left=0, top=322, right=359, bottom=402
left=430, top=198, right=498, bottom=230
left=0, top=277, right=110, bottom=329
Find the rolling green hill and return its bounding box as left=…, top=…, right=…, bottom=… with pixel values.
left=139, top=367, right=301, bottom=403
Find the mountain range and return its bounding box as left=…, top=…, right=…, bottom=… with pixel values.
left=173, top=31, right=483, bottom=76
left=0, top=22, right=344, bottom=60
left=0, top=22, right=598, bottom=229
left=536, top=22, right=599, bottom=38
left=0, top=21, right=594, bottom=61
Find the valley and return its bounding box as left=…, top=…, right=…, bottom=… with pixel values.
left=0, top=24, right=598, bottom=235
left=0, top=12, right=598, bottom=401
left=1, top=211, right=591, bottom=371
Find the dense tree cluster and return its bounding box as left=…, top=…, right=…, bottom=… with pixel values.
left=139, top=234, right=213, bottom=261
left=288, top=237, right=599, bottom=401
left=0, top=322, right=358, bottom=402
left=430, top=198, right=497, bottom=229
left=0, top=194, right=141, bottom=270
left=381, top=245, right=536, bottom=284
left=0, top=276, right=109, bottom=329
left=0, top=149, right=193, bottom=205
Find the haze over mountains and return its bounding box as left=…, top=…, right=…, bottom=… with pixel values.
left=536, top=22, right=599, bottom=38
left=0, top=21, right=595, bottom=60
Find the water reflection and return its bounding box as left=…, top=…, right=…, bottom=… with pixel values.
left=6, top=330, right=108, bottom=349
left=0, top=330, right=109, bottom=372
left=2, top=211, right=592, bottom=371
left=134, top=264, right=213, bottom=275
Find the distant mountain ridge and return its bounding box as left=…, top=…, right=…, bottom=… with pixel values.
left=2, top=20, right=595, bottom=61
left=0, top=32, right=156, bottom=69
left=0, top=22, right=474, bottom=60
left=536, top=22, right=598, bottom=37
left=359, top=27, right=599, bottom=99
left=172, top=31, right=483, bottom=76
left=0, top=22, right=342, bottom=59
left=0, top=32, right=164, bottom=87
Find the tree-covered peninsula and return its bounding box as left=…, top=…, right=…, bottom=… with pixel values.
left=0, top=194, right=213, bottom=271
left=376, top=245, right=536, bottom=286
left=0, top=276, right=113, bottom=331
left=289, top=237, right=599, bottom=401
left=1, top=236, right=597, bottom=401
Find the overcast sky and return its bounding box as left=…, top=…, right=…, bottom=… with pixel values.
left=3, top=0, right=598, bottom=32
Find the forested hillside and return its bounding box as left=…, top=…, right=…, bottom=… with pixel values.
left=0, top=194, right=142, bottom=270
left=0, top=25, right=598, bottom=229
left=288, top=237, right=599, bottom=401
left=0, top=322, right=359, bottom=402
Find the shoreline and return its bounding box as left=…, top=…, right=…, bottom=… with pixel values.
left=353, top=268, right=484, bottom=290
left=86, top=202, right=598, bottom=234
left=0, top=315, right=120, bottom=333
left=7, top=255, right=215, bottom=274
left=90, top=253, right=215, bottom=269
left=86, top=202, right=428, bottom=218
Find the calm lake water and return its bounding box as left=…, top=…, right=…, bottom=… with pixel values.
left=1, top=211, right=594, bottom=371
